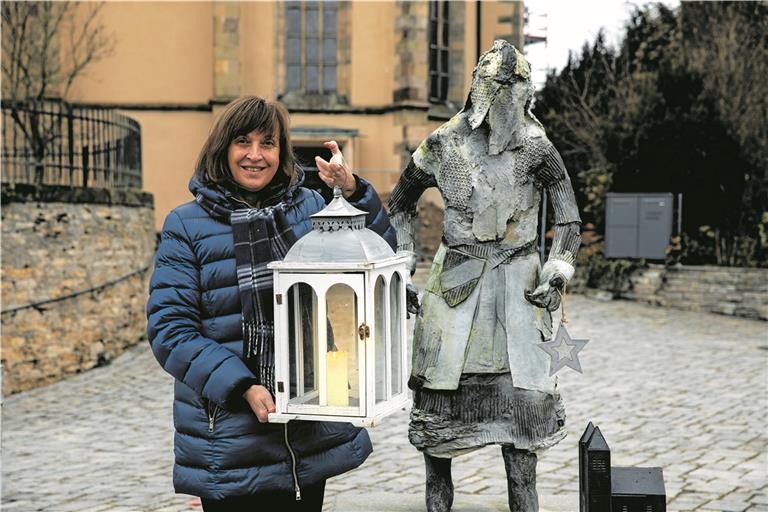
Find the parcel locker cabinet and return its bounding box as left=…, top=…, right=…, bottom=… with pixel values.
left=605, top=193, right=673, bottom=260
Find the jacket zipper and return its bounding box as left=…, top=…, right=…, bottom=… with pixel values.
left=206, top=401, right=219, bottom=433
left=284, top=423, right=302, bottom=500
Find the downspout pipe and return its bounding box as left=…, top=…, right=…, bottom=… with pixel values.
left=476, top=0, right=482, bottom=61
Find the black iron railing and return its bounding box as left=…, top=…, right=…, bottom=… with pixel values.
left=1, top=99, right=142, bottom=189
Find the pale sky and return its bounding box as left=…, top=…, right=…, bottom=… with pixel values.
left=524, top=0, right=681, bottom=87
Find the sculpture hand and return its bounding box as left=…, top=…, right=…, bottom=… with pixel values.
left=524, top=273, right=565, bottom=312
left=403, top=250, right=418, bottom=276
left=315, top=140, right=357, bottom=198
left=406, top=283, right=421, bottom=318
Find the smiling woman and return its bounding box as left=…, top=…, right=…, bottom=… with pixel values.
left=194, top=96, right=296, bottom=197
left=147, top=95, right=396, bottom=510
left=227, top=128, right=281, bottom=192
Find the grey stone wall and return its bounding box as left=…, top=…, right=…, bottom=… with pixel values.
left=1, top=184, right=156, bottom=394
left=622, top=264, right=768, bottom=321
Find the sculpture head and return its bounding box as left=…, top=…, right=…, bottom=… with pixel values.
left=466, top=40, right=539, bottom=154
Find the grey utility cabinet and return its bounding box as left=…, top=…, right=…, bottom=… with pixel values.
left=605, top=193, right=674, bottom=260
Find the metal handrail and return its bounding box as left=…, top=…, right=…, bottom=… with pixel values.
left=1, top=99, right=142, bottom=189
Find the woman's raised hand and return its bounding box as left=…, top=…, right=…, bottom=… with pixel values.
left=315, top=141, right=357, bottom=198
left=243, top=384, right=276, bottom=423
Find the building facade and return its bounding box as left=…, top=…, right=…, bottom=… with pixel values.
left=68, top=1, right=525, bottom=228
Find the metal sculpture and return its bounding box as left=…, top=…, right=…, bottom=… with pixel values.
left=389, top=40, right=582, bottom=511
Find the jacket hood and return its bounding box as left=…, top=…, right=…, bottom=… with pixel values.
left=190, top=165, right=307, bottom=208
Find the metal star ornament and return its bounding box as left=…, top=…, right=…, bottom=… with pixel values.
left=538, top=324, right=589, bottom=376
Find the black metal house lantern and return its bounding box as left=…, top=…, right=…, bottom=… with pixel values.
left=580, top=422, right=612, bottom=512
left=611, top=467, right=667, bottom=512
left=579, top=422, right=667, bottom=512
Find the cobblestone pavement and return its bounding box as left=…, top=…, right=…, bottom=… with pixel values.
left=2, top=268, right=767, bottom=511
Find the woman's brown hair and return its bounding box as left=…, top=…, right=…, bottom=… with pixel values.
left=195, top=96, right=295, bottom=185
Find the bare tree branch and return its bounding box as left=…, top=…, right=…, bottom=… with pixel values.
left=2, top=1, right=115, bottom=184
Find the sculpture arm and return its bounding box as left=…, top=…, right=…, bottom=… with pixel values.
left=525, top=142, right=582, bottom=311
left=540, top=144, right=581, bottom=279
left=388, top=154, right=438, bottom=273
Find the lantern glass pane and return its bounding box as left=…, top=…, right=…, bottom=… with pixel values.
left=326, top=283, right=359, bottom=407
left=288, top=283, right=319, bottom=403
left=374, top=276, right=387, bottom=404
left=390, top=272, right=403, bottom=396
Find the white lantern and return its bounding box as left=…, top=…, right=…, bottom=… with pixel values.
left=267, top=187, right=411, bottom=427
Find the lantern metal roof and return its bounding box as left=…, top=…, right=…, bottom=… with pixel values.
left=282, top=187, right=396, bottom=263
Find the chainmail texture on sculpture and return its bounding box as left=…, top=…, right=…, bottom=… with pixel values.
left=510, top=135, right=549, bottom=208
left=469, top=78, right=498, bottom=128
left=437, top=147, right=473, bottom=210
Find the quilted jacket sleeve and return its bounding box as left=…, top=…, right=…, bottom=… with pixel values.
left=147, top=210, right=256, bottom=407
left=346, top=176, right=397, bottom=251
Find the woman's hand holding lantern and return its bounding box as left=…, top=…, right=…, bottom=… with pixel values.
left=315, top=141, right=357, bottom=198
left=243, top=384, right=276, bottom=423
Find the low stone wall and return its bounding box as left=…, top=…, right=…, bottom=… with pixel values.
left=622, top=264, right=768, bottom=321
left=1, top=184, right=156, bottom=394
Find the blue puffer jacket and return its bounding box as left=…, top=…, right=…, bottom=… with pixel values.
left=147, top=172, right=395, bottom=499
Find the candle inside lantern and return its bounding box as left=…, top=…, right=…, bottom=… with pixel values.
left=326, top=349, right=349, bottom=406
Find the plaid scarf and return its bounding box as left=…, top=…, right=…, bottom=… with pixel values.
left=196, top=189, right=297, bottom=396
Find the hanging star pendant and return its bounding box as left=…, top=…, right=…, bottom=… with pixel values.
left=538, top=324, right=589, bottom=376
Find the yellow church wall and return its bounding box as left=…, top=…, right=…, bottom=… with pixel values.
left=239, top=2, right=278, bottom=99
left=349, top=2, right=397, bottom=106
left=481, top=2, right=519, bottom=53
left=122, top=111, right=213, bottom=229
left=69, top=2, right=213, bottom=105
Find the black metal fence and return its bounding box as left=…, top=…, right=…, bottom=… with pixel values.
left=1, top=99, right=142, bottom=189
